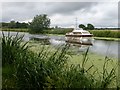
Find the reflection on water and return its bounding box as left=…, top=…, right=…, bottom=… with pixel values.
left=89, top=40, right=118, bottom=58
left=29, top=35, right=119, bottom=58
left=30, top=37, right=50, bottom=45
left=49, top=39, right=65, bottom=46
left=0, top=31, right=118, bottom=58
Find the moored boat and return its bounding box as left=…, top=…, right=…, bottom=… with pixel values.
left=65, top=28, right=93, bottom=45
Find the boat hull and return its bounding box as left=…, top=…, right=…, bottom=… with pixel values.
left=65, top=35, right=93, bottom=45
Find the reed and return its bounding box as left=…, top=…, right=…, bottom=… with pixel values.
left=2, top=31, right=28, bottom=66
left=2, top=33, right=118, bottom=89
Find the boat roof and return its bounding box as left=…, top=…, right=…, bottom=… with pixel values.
left=72, top=28, right=89, bottom=33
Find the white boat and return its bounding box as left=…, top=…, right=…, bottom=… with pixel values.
left=65, top=28, right=93, bottom=45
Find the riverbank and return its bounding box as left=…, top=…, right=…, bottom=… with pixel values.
left=94, top=37, right=120, bottom=41
left=47, top=34, right=120, bottom=41
left=1, top=28, right=120, bottom=41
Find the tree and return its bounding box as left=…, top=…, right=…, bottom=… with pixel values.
left=87, top=23, right=94, bottom=30
left=9, top=20, right=16, bottom=28
left=1, top=22, right=9, bottom=28
left=79, top=23, right=95, bottom=30
left=79, top=24, right=86, bottom=30
left=15, top=21, right=21, bottom=28
left=16, top=22, right=28, bottom=28
left=55, top=25, right=58, bottom=29
left=29, top=14, right=50, bottom=33
left=21, top=22, right=28, bottom=28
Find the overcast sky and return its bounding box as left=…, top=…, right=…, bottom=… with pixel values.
left=1, top=1, right=118, bottom=28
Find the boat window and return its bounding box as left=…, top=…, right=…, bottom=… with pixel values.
left=82, top=32, right=90, bottom=34
left=73, top=32, right=82, bottom=34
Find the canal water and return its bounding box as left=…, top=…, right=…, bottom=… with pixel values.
left=0, top=31, right=119, bottom=58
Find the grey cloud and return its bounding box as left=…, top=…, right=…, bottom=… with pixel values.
left=47, top=2, right=97, bottom=15
left=2, top=2, right=97, bottom=22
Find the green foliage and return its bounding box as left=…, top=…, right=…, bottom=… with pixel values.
left=100, top=56, right=117, bottom=88
left=87, top=23, right=94, bottom=30
left=2, top=65, right=16, bottom=88
left=79, top=23, right=94, bottom=30
left=2, top=32, right=28, bottom=66
left=15, top=44, right=69, bottom=89
left=43, top=28, right=73, bottom=35
left=79, top=24, right=86, bottom=30
left=29, top=14, right=50, bottom=33
left=89, top=30, right=120, bottom=38
left=1, top=21, right=28, bottom=29
left=15, top=22, right=28, bottom=28
left=1, top=28, right=28, bottom=32
left=2, top=34, right=118, bottom=89
left=1, top=22, right=9, bottom=28
left=9, top=21, right=16, bottom=28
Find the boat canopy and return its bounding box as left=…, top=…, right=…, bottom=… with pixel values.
left=72, top=28, right=91, bottom=35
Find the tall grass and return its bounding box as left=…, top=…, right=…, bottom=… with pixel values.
left=2, top=33, right=118, bottom=89
left=2, top=31, right=28, bottom=66
left=2, top=32, right=30, bottom=88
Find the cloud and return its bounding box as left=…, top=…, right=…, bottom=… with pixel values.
left=1, top=2, right=118, bottom=28
left=50, top=2, right=118, bottom=28
left=45, top=2, right=97, bottom=15
left=2, top=2, right=96, bottom=20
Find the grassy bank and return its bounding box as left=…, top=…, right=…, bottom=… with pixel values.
left=94, top=37, right=120, bottom=41
left=1, top=28, right=28, bottom=32
left=43, top=28, right=73, bottom=35
left=89, top=30, right=120, bottom=38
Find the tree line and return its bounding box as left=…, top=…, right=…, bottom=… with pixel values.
left=79, top=24, right=94, bottom=30
left=1, top=21, right=28, bottom=28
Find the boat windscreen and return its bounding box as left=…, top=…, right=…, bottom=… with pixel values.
left=82, top=32, right=90, bottom=34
